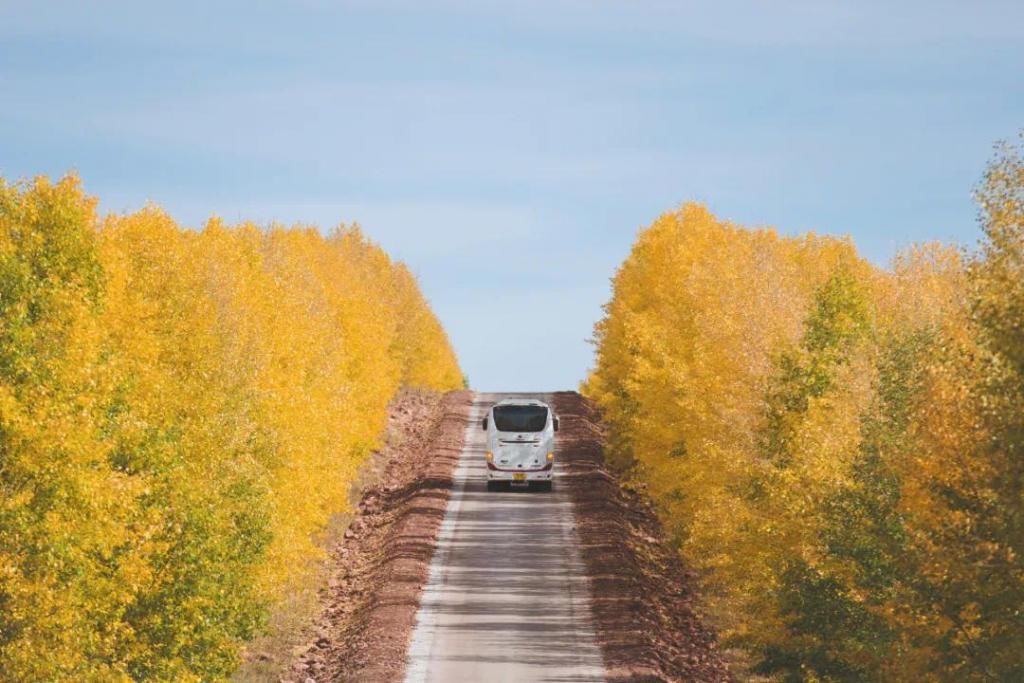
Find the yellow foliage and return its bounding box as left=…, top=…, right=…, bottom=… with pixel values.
left=582, top=199, right=1020, bottom=680
left=0, top=175, right=460, bottom=680
left=584, top=202, right=864, bottom=577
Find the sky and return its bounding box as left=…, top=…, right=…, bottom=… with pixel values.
left=2, top=1, right=1022, bottom=390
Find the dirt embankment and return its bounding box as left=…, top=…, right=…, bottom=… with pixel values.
left=552, top=391, right=733, bottom=683
left=280, top=389, right=728, bottom=683
left=285, top=390, right=473, bottom=683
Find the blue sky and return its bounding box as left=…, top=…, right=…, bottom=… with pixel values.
left=2, top=1, right=1022, bottom=390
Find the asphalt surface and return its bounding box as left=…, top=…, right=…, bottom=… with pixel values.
left=403, top=393, right=606, bottom=683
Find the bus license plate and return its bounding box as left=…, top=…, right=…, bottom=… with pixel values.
left=513, top=472, right=527, bottom=482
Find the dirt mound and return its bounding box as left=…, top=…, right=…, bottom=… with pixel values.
left=285, top=390, right=473, bottom=683
left=552, top=391, right=733, bottom=683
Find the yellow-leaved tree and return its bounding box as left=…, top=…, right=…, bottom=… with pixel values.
left=585, top=152, right=1023, bottom=681
left=0, top=175, right=461, bottom=681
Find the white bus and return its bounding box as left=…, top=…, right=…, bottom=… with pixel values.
left=481, top=398, right=559, bottom=491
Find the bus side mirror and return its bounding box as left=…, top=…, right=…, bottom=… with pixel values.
left=553, top=417, right=560, bottom=432
left=481, top=416, right=488, bottom=430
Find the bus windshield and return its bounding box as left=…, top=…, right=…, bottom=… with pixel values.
left=493, top=405, right=548, bottom=433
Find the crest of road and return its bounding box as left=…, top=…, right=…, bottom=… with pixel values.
left=403, top=393, right=607, bottom=683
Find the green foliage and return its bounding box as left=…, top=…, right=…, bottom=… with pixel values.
left=756, top=559, right=891, bottom=683
left=759, top=330, right=933, bottom=681
left=760, top=267, right=873, bottom=464
left=0, top=175, right=103, bottom=383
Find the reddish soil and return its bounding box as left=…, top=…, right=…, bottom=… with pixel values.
left=285, top=390, right=473, bottom=683
left=552, top=391, right=734, bottom=683
left=284, top=389, right=729, bottom=683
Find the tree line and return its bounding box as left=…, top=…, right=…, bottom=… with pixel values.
left=584, top=139, right=1023, bottom=681
left=0, top=176, right=462, bottom=680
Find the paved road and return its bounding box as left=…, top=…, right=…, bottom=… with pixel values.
left=403, top=393, right=606, bottom=683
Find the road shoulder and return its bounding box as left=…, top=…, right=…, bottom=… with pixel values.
left=553, top=391, right=734, bottom=683
left=288, top=390, right=474, bottom=683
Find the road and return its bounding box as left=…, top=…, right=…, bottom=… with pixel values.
left=402, top=392, right=606, bottom=683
